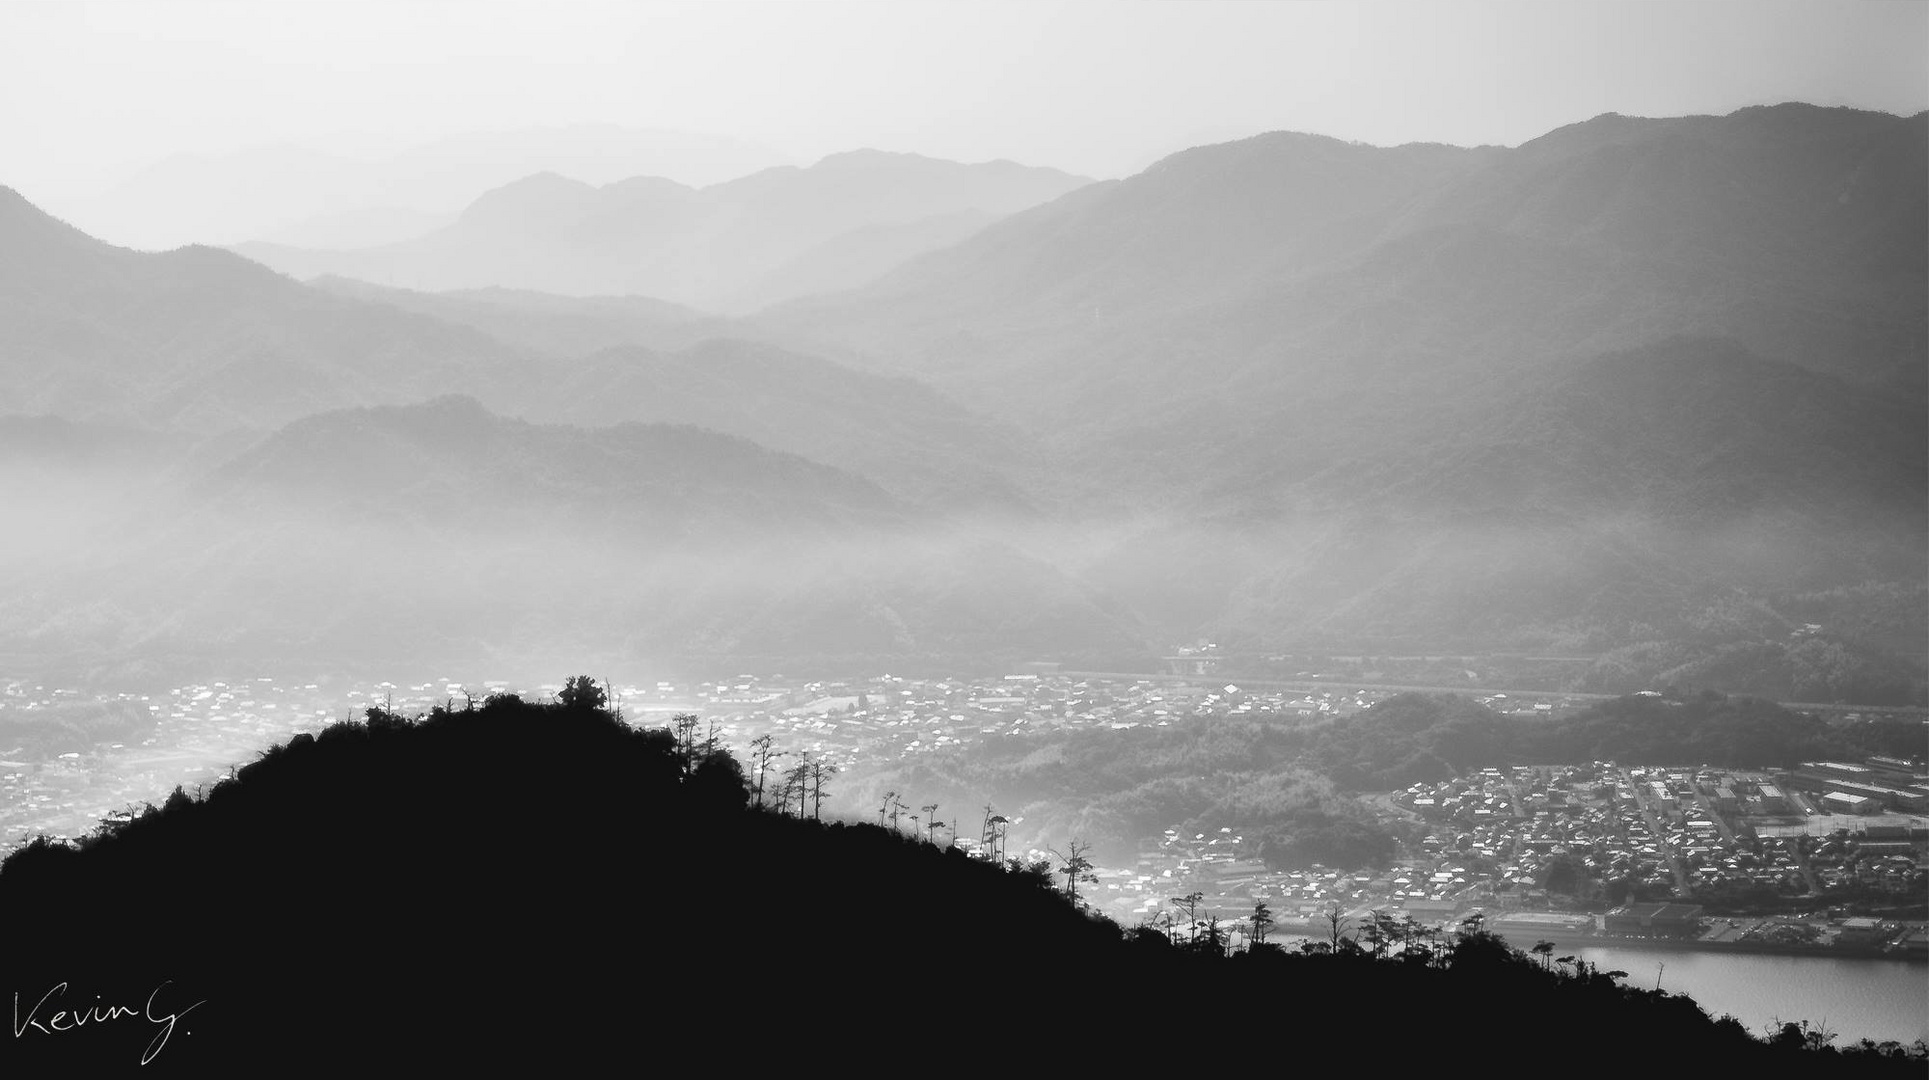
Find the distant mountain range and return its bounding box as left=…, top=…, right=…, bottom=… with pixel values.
left=770, top=105, right=1924, bottom=422
left=31, top=126, right=793, bottom=251
left=0, top=187, right=1026, bottom=508
left=234, top=150, right=1093, bottom=312
left=1, top=103, right=1922, bottom=693
left=0, top=184, right=532, bottom=431
left=759, top=103, right=1927, bottom=660
left=0, top=396, right=1138, bottom=680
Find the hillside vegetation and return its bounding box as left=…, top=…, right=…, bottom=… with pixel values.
left=843, top=691, right=1923, bottom=869
left=0, top=686, right=1919, bottom=1074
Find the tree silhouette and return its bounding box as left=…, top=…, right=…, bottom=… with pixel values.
left=1532, top=940, right=1555, bottom=972
left=1049, top=840, right=1098, bottom=905
left=807, top=759, right=836, bottom=822
left=780, top=757, right=812, bottom=817
left=559, top=675, right=606, bottom=711
left=1171, top=891, right=1204, bottom=946
left=1250, top=899, right=1275, bottom=949
left=689, top=749, right=749, bottom=813
left=1322, top=902, right=1352, bottom=954
left=671, top=713, right=702, bottom=775
left=984, top=813, right=1010, bottom=862
left=1363, top=909, right=1402, bottom=959
left=1008, top=855, right=1055, bottom=891
left=749, top=734, right=783, bottom=810
left=1196, top=916, right=1228, bottom=956
left=1400, top=913, right=1433, bottom=963
left=9, top=676, right=1911, bottom=1072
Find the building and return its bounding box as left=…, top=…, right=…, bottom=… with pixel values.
left=1604, top=902, right=1704, bottom=937
left=1821, top=792, right=1880, bottom=816
left=1835, top=917, right=1886, bottom=948
left=1783, top=762, right=1929, bottom=813
left=1399, top=898, right=1464, bottom=922
left=1491, top=912, right=1594, bottom=938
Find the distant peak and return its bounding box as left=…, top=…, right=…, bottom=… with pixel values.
left=468, top=171, right=598, bottom=201
left=1517, top=102, right=1908, bottom=155
left=1517, top=111, right=1671, bottom=154
left=0, top=185, right=120, bottom=255
left=310, top=394, right=495, bottom=429
left=0, top=183, right=77, bottom=224
left=812, top=148, right=944, bottom=169
left=520, top=169, right=591, bottom=186
left=413, top=393, right=494, bottom=417
left=808, top=149, right=1076, bottom=178
left=457, top=171, right=603, bottom=225
left=602, top=174, right=697, bottom=195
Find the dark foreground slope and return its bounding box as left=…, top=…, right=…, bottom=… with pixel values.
left=0, top=693, right=1918, bottom=1075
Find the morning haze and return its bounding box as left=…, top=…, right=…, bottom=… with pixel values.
left=1, top=0, right=1926, bottom=1071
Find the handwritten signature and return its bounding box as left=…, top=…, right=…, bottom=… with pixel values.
left=12, top=980, right=205, bottom=1065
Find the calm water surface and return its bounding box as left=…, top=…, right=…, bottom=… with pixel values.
left=1576, top=946, right=1927, bottom=1047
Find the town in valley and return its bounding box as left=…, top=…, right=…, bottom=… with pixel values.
left=5, top=665, right=1923, bottom=962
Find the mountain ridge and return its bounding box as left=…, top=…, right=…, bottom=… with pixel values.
left=0, top=396, right=1147, bottom=678
left=233, top=151, right=1095, bottom=311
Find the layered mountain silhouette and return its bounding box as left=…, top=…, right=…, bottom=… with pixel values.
left=0, top=188, right=1029, bottom=506
left=307, top=276, right=724, bottom=354
left=1, top=104, right=1923, bottom=690
left=770, top=105, right=1923, bottom=423
left=0, top=185, right=537, bottom=431
left=760, top=105, right=1928, bottom=662
left=1089, top=335, right=1928, bottom=655
left=289, top=280, right=1041, bottom=512
left=0, top=398, right=1140, bottom=680
left=235, top=150, right=1093, bottom=312
left=36, top=125, right=791, bottom=250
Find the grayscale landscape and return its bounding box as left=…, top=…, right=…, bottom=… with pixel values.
left=0, top=1, right=1923, bottom=1071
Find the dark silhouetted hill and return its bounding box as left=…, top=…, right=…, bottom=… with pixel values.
left=1, top=691, right=1919, bottom=1073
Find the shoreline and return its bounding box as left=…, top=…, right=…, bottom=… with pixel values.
left=1263, top=919, right=1926, bottom=964
left=1490, top=929, right=1925, bottom=964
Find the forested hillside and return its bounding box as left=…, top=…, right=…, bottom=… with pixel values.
left=841, top=690, right=1923, bottom=869
left=0, top=687, right=1917, bottom=1073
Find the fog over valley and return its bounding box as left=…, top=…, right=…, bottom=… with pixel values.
left=1, top=3, right=1926, bottom=1070
left=3, top=102, right=1923, bottom=701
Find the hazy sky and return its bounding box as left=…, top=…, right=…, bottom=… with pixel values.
left=3, top=0, right=1925, bottom=191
